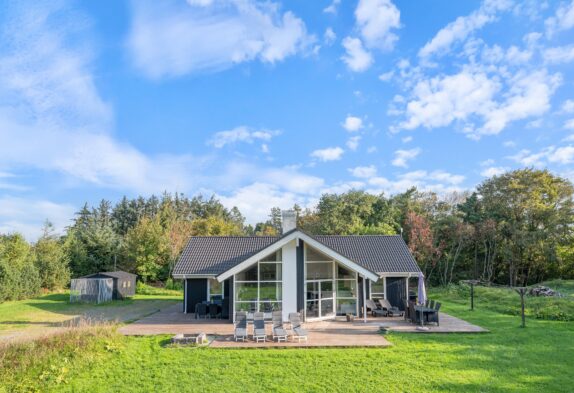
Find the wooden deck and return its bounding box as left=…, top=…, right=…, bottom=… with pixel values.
left=118, top=303, right=486, bottom=348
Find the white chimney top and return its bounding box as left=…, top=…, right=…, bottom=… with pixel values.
left=281, top=210, right=297, bottom=233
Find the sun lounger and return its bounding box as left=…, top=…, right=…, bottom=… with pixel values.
left=272, top=311, right=288, bottom=342
left=253, top=312, right=267, bottom=342
left=288, top=312, right=308, bottom=343
left=234, top=311, right=247, bottom=342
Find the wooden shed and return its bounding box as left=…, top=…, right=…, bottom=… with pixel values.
left=82, top=271, right=137, bottom=300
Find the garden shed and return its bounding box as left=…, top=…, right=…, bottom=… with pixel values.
left=83, top=271, right=137, bottom=300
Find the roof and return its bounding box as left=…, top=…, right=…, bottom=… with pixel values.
left=83, top=271, right=137, bottom=279
left=173, top=230, right=420, bottom=277
left=310, top=235, right=420, bottom=274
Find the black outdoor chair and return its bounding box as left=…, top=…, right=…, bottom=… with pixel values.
left=209, top=303, right=220, bottom=319
left=195, top=303, right=208, bottom=319
left=429, top=299, right=436, bottom=309
left=426, top=302, right=441, bottom=325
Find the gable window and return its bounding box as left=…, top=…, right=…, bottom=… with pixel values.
left=234, top=250, right=282, bottom=313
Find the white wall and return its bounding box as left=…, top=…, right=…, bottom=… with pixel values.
left=281, top=239, right=297, bottom=321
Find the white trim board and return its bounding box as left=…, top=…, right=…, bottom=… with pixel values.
left=216, top=230, right=379, bottom=282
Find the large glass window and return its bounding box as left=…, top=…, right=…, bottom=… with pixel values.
left=208, top=278, right=223, bottom=303
left=305, top=245, right=358, bottom=319
left=234, top=250, right=282, bottom=314
left=336, top=265, right=357, bottom=316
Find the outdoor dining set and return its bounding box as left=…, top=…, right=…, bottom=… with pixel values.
left=404, top=299, right=441, bottom=326
left=233, top=311, right=308, bottom=343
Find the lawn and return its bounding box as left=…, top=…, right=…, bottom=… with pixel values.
left=1, top=283, right=573, bottom=393
left=0, top=287, right=181, bottom=343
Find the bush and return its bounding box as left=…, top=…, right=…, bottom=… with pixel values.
left=0, top=234, right=41, bottom=302
left=136, top=282, right=182, bottom=296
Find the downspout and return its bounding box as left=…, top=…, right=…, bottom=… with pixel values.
left=363, top=275, right=367, bottom=323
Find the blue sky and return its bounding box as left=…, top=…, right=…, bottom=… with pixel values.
left=1, top=0, right=574, bottom=239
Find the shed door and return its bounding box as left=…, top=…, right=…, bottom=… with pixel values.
left=386, top=277, right=407, bottom=310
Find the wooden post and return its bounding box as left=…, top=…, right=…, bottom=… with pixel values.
left=470, top=283, right=474, bottom=311
left=516, top=287, right=527, bottom=328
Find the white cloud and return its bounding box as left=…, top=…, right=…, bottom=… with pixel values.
left=543, top=45, right=574, bottom=64
left=400, top=69, right=499, bottom=131
left=562, top=99, right=574, bottom=114
left=379, top=71, right=394, bottom=81
left=401, top=136, right=413, bottom=143
left=324, top=27, right=336, bottom=45
left=207, top=126, right=280, bottom=148
left=323, top=0, right=341, bottom=14
left=0, top=2, right=197, bottom=194
left=346, top=136, right=361, bottom=151
left=0, top=196, right=75, bottom=241
left=367, top=170, right=465, bottom=195
left=310, top=147, right=344, bottom=162
left=392, top=148, right=421, bottom=167
left=480, top=166, right=508, bottom=177
left=565, top=119, right=574, bottom=129
left=545, top=0, right=574, bottom=37
left=342, top=115, right=364, bottom=132
left=341, top=36, right=373, bottom=72
left=419, top=0, right=513, bottom=59
left=349, top=165, right=377, bottom=178
left=367, top=146, right=378, bottom=153
left=355, top=0, right=401, bottom=50
left=480, top=158, right=495, bottom=166
left=549, top=146, right=574, bottom=164
left=127, top=0, right=314, bottom=78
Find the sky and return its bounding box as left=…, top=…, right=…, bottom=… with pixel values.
left=1, top=0, right=574, bottom=240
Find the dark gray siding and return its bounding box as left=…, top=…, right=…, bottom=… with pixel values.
left=185, top=278, right=207, bottom=313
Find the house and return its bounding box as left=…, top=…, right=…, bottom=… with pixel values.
left=82, top=271, right=137, bottom=300
left=173, top=211, right=421, bottom=322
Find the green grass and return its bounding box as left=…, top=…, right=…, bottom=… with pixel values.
left=1, top=284, right=573, bottom=393
left=0, top=290, right=181, bottom=338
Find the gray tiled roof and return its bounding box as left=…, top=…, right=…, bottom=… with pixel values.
left=173, top=236, right=281, bottom=275
left=311, top=235, right=420, bottom=274
left=173, top=231, right=420, bottom=276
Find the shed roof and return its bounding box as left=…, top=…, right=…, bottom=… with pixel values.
left=83, top=271, right=137, bottom=280
left=173, top=230, right=420, bottom=277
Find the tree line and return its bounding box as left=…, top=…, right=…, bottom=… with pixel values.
left=1, top=168, right=573, bottom=301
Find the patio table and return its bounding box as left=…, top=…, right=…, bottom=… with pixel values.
left=414, top=306, right=438, bottom=324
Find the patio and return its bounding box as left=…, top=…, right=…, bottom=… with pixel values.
left=118, top=303, right=487, bottom=348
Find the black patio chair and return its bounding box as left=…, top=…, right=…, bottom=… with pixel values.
left=195, top=303, right=208, bottom=319
left=209, top=303, right=220, bottom=319
left=426, top=302, right=441, bottom=326
left=429, top=299, right=436, bottom=309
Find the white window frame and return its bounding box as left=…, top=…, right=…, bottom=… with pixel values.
left=233, top=251, right=283, bottom=317
left=370, top=277, right=386, bottom=300
left=207, top=278, right=224, bottom=302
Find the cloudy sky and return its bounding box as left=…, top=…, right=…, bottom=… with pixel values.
left=1, top=0, right=574, bottom=239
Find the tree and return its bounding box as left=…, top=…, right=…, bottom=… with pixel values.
left=0, top=234, right=41, bottom=301
left=34, top=221, right=70, bottom=290
left=477, top=169, right=574, bottom=285
left=190, top=216, right=244, bottom=236
left=404, top=211, right=443, bottom=282
left=123, top=217, right=170, bottom=282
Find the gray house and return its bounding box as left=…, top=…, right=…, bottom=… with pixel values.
left=173, top=211, right=421, bottom=322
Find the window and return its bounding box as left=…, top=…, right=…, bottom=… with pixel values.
left=234, top=250, right=282, bottom=313
left=305, top=245, right=358, bottom=319
left=371, top=278, right=385, bottom=300
left=208, top=278, right=224, bottom=302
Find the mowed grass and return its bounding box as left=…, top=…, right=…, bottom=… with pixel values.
left=0, top=288, right=181, bottom=339
left=1, top=284, right=573, bottom=393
